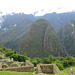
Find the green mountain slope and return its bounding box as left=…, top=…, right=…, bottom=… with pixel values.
left=20, top=19, right=67, bottom=58
left=0, top=13, right=34, bottom=51
left=58, top=19, right=75, bottom=56
left=1, top=12, right=75, bottom=51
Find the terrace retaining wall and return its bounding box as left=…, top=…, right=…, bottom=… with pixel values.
left=0, top=66, right=34, bottom=72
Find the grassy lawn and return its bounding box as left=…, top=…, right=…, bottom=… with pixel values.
left=0, top=71, right=34, bottom=75
left=0, top=66, right=75, bottom=75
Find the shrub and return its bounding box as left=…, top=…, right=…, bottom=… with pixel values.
left=48, top=55, right=56, bottom=63
left=31, top=60, right=38, bottom=67
left=56, top=63, right=64, bottom=70
left=5, top=51, right=14, bottom=57
left=63, top=60, right=69, bottom=67
left=10, top=54, right=29, bottom=62
left=42, top=57, right=49, bottom=64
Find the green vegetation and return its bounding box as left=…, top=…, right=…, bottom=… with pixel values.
left=20, top=19, right=66, bottom=58
left=0, top=46, right=29, bottom=62
left=0, top=46, right=75, bottom=71
left=0, top=46, right=75, bottom=75
left=5, top=51, right=29, bottom=62
left=0, top=12, right=75, bottom=57
left=0, top=13, right=75, bottom=75
left=58, top=19, right=75, bottom=56
left=31, top=55, right=75, bottom=70
left=0, top=13, right=34, bottom=51
left=0, top=71, right=34, bottom=75
left=0, top=46, right=12, bottom=55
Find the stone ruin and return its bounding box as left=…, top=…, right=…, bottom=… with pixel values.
left=35, top=64, right=60, bottom=74
left=6, top=61, right=13, bottom=66
left=0, top=59, right=34, bottom=72
left=70, top=68, right=75, bottom=75
left=0, top=52, right=5, bottom=59
left=0, top=58, right=61, bottom=74
left=10, top=58, right=13, bottom=61
left=20, top=62, right=26, bottom=66
left=11, top=63, right=18, bottom=67
left=2, top=64, right=8, bottom=68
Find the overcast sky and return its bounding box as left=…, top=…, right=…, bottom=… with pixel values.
left=0, top=0, right=75, bottom=16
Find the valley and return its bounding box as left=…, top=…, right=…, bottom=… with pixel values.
left=0, top=12, right=75, bottom=57
left=0, top=0, right=75, bottom=75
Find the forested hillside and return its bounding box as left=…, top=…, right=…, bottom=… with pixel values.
left=20, top=19, right=67, bottom=58
left=0, top=12, right=75, bottom=57
left=58, top=19, right=75, bottom=56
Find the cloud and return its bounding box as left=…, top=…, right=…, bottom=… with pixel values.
left=0, top=0, right=75, bottom=16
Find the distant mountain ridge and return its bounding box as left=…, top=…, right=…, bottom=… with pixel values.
left=0, top=12, right=75, bottom=57
left=20, top=19, right=67, bottom=58
left=58, top=19, right=75, bottom=56
left=0, top=13, right=35, bottom=50
left=35, top=12, right=75, bottom=31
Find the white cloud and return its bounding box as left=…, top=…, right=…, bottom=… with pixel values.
left=0, top=0, right=75, bottom=16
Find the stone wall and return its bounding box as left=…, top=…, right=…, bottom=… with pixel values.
left=6, top=61, right=13, bottom=65
left=0, top=66, right=34, bottom=72
left=0, top=60, right=34, bottom=72
left=40, top=64, right=53, bottom=73
left=37, top=64, right=60, bottom=74
left=53, top=64, right=60, bottom=74
left=26, top=60, right=34, bottom=66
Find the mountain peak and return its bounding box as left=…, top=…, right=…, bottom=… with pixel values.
left=20, top=19, right=67, bottom=58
